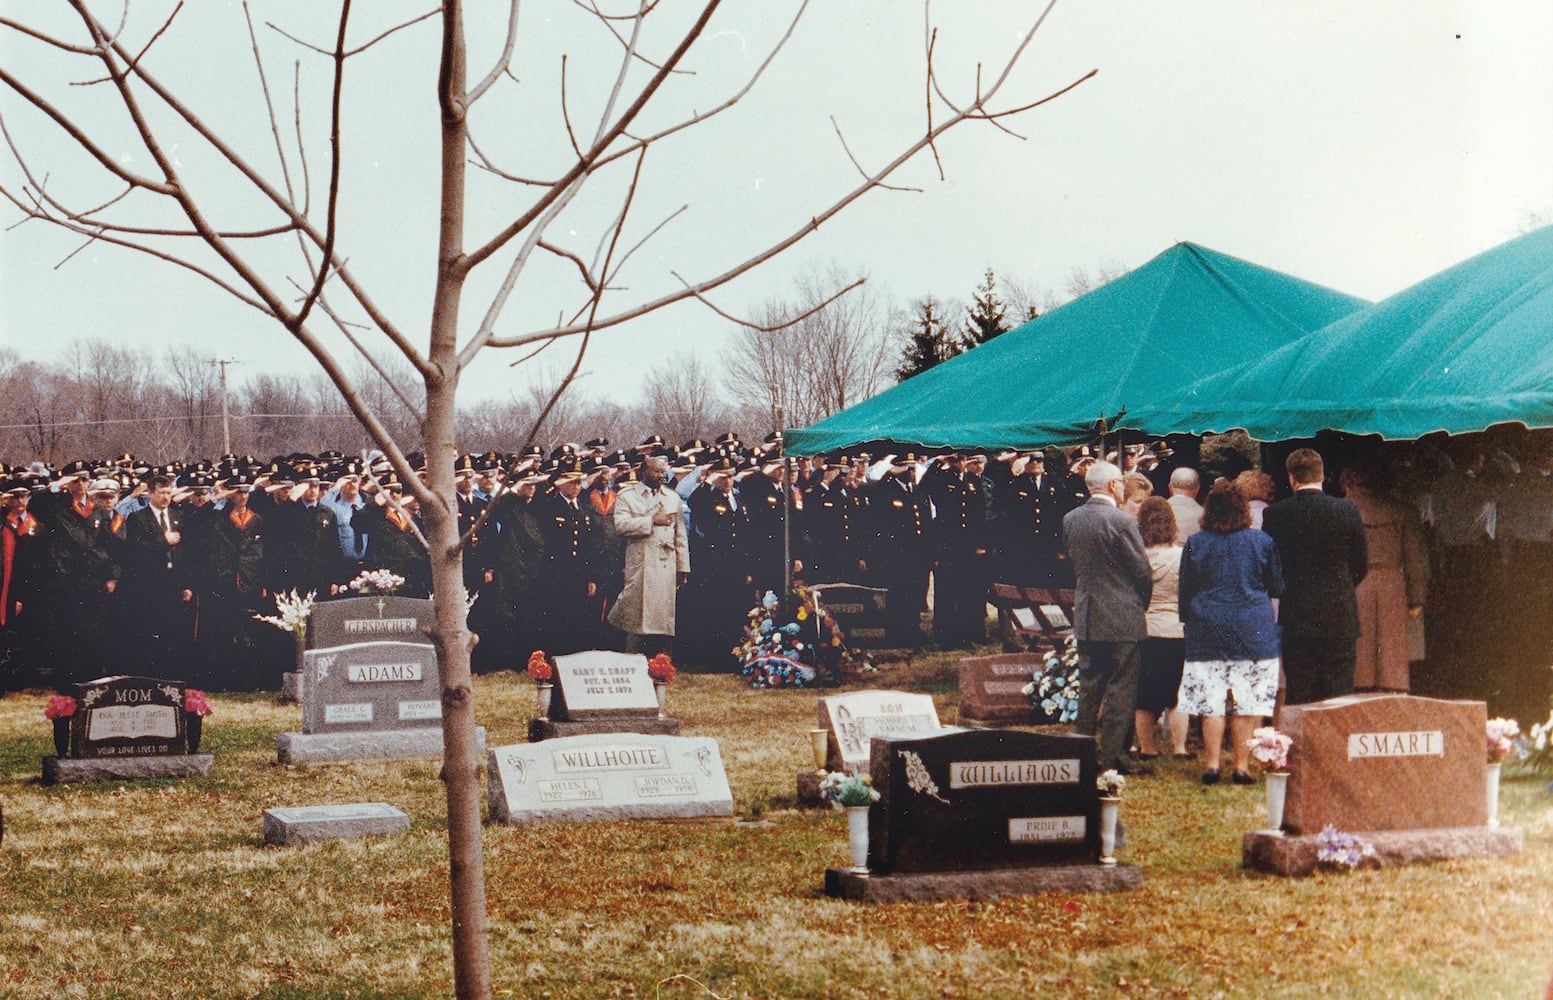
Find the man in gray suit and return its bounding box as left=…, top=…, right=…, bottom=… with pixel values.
left=1061, top=460, right=1154, bottom=774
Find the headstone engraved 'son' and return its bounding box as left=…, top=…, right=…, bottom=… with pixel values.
left=811, top=584, right=890, bottom=648
left=71, top=676, right=187, bottom=758
left=551, top=651, right=659, bottom=720
left=869, top=728, right=1100, bottom=874
left=1281, top=693, right=1486, bottom=833
left=817, top=690, right=941, bottom=775
left=303, top=641, right=443, bottom=735
left=307, top=595, right=434, bottom=649
left=487, top=733, right=734, bottom=824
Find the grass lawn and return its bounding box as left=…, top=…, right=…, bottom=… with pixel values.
left=1, top=653, right=1550, bottom=999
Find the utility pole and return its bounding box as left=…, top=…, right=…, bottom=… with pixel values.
left=215, top=359, right=238, bottom=455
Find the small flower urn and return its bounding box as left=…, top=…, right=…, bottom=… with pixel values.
left=1263, top=771, right=1289, bottom=835
left=653, top=681, right=668, bottom=719
left=536, top=683, right=553, bottom=722
left=52, top=718, right=71, bottom=758
left=808, top=728, right=829, bottom=775
left=186, top=715, right=203, bottom=754
left=845, top=805, right=870, bottom=874
left=1485, top=761, right=1502, bottom=827
left=1098, top=797, right=1120, bottom=864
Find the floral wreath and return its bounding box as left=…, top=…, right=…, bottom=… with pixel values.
left=732, top=587, right=873, bottom=689
left=1021, top=637, right=1081, bottom=724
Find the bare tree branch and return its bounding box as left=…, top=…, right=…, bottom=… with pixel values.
left=832, top=116, right=921, bottom=193
left=672, top=270, right=866, bottom=333
left=0, top=16, right=96, bottom=54
left=76, top=0, right=183, bottom=87
left=468, top=0, right=521, bottom=104
left=539, top=240, right=600, bottom=293
left=292, top=1, right=352, bottom=332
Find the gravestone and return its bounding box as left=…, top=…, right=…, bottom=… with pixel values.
left=957, top=653, right=1040, bottom=726
left=824, top=728, right=1141, bottom=901
left=284, top=595, right=435, bottom=702
left=488, top=733, right=733, bottom=824
left=817, top=689, right=942, bottom=775
left=810, top=583, right=889, bottom=648
left=262, top=803, right=411, bottom=845
left=530, top=650, right=680, bottom=740
left=43, top=675, right=213, bottom=784
left=1242, top=694, right=1523, bottom=876
left=277, top=640, right=485, bottom=764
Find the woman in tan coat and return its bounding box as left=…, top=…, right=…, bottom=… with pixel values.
left=1340, top=466, right=1428, bottom=692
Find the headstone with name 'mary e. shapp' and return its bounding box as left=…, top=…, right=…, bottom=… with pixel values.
left=530, top=650, right=680, bottom=739
left=488, top=733, right=733, bottom=824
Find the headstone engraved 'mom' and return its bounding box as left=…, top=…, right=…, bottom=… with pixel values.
left=817, top=690, right=941, bottom=775
left=72, top=675, right=186, bottom=758
left=488, top=734, right=733, bottom=824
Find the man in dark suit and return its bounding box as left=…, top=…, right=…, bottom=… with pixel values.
left=1060, top=460, right=1153, bottom=774
left=118, top=474, right=194, bottom=679
left=1262, top=447, right=1369, bottom=704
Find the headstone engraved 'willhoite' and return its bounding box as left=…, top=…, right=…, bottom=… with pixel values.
left=869, top=728, right=1100, bottom=874
left=487, top=733, right=733, bottom=823
left=71, top=675, right=187, bottom=758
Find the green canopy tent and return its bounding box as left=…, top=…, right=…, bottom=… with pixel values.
left=783, top=242, right=1368, bottom=454
left=1135, top=225, right=1553, bottom=441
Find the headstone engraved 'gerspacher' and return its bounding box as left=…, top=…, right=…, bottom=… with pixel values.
left=306, top=595, right=434, bottom=650
left=71, top=676, right=187, bottom=758
left=487, top=733, right=734, bottom=824
left=817, top=690, right=942, bottom=775
left=869, top=728, right=1100, bottom=874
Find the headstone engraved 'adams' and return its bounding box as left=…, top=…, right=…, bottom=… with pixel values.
left=71, top=676, right=186, bottom=758
left=1280, top=693, right=1488, bottom=833
left=307, top=595, right=433, bottom=649
left=811, top=584, right=890, bottom=648
left=551, top=650, right=659, bottom=720
left=817, top=689, right=941, bottom=775
left=303, top=641, right=444, bottom=734
left=869, top=728, right=1100, bottom=874
left=487, top=733, right=733, bottom=824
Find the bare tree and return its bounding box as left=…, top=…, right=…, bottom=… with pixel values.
left=641, top=350, right=734, bottom=445
left=1002, top=272, right=1060, bottom=323
left=0, top=4, right=1089, bottom=995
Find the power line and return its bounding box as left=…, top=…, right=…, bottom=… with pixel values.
left=0, top=412, right=356, bottom=431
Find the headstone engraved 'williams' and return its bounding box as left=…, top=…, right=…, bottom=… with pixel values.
left=71, top=676, right=187, bottom=758
left=810, top=583, right=890, bottom=648
left=487, top=733, right=733, bottom=824
left=551, top=650, right=659, bottom=720
left=1280, top=693, right=1487, bottom=833
left=307, top=595, right=434, bottom=650
left=302, top=641, right=444, bottom=734
left=817, top=690, right=941, bottom=775
left=869, top=728, right=1100, bottom=874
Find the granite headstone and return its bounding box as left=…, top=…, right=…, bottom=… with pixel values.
left=307, top=595, right=434, bottom=649
left=551, top=650, right=659, bottom=721
left=1280, top=693, right=1487, bottom=833
left=302, top=640, right=444, bottom=735
left=262, top=803, right=411, bottom=845
left=868, top=728, right=1100, bottom=874
left=958, top=653, right=1039, bottom=725
left=488, top=733, right=734, bottom=824
left=817, top=689, right=941, bottom=775
left=71, top=676, right=187, bottom=759
left=810, top=583, right=889, bottom=648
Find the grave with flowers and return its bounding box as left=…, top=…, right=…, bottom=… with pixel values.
left=274, top=587, right=484, bottom=764
left=526, top=650, right=681, bottom=741
left=1241, top=694, right=1523, bottom=876
left=267, top=581, right=434, bottom=703
left=734, top=589, right=876, bottom=690
left=823, top=727, right=1142, bottom=902
left=42, top=675, right=214, bottom=785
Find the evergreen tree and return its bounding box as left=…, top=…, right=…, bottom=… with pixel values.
left=962, top=267, right=1009, bottom=347
left=895, top=297, right=960, bottom=381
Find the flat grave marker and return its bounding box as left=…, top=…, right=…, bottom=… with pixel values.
left=262, top=803, right=410, bottom=845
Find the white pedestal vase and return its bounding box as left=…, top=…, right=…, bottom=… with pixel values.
left=1264, top=772, right=1289, bottom=835
left=1098, top=797, right=1120, bottom=864
left=654, top=682, right=668, bottom=719
left=845, top=805, right=870, bottom=874
left=1485, top=761, right=1501, bottom=827
left=536, top=684, right=553, bottom=722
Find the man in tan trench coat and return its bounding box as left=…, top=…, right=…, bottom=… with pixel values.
left=608, top=455, right=691, bottom=656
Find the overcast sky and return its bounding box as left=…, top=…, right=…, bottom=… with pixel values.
left=3, top=1, right=1551, bottom=411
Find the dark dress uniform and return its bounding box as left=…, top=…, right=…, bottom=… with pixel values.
left=739, top=472, right=787, bottom=596
left=868, top=472, right=930, bottom=644
left=200, top=504, right=267, bottom=690
left=994, top=469, right=1064, bottom=585
left=36, top=494, right=121, bottom=687
left=117, top=504, right=195, bottom=680
left=802, top=476, right=868, bottom=585
left=536, top=491, right=601, bottom=654
left=482, top=491, right=547, bottom=670
left=922, top=464, right=990, bottom=647
left=354, top=502, right=431, bottom=598
left=683, top=480, right=750, bottom=669
left=456, top=487, right=490, bottom=593
left=1, top=504, right=45, bottom=689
